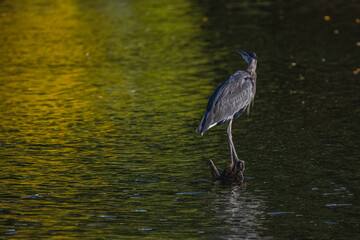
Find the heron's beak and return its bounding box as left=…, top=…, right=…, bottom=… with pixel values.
left=236, top=50, right=246, bottom=55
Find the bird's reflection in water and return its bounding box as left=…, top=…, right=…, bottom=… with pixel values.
left=209, top=184, right=266, bottom=239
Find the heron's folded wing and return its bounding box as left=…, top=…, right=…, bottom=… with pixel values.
left=208, top=72, right=253, bottom=123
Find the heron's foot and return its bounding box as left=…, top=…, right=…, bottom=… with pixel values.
left=235, top=159, right=245, bottom=172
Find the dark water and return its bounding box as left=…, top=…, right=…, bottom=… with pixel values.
left=1, top=0, right=359, bottom=239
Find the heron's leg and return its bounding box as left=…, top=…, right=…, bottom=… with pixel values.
left=230, top=133, right=240, bottom=161
left=227, top=119, right=234, bottom=165
left=232, top=143, right=240, bottom=161
left=232, top=143, right=245, bottom=171
left=229, top=140, right=234, bottom=165
left=228, top=120, right=245, bottom=171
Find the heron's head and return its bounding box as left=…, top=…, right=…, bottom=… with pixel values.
left=236, top=50, right=257, bottom=64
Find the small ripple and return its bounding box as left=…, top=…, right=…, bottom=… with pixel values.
left=98, top=215, right=117, bottom=218
left=325, top=221, right=338, bottom=225
left=147, top=180, right=157, bottom=183
left=14, top=223, right=28, bottom=226
left=135, top=178, right=157, bottom=183
left=267, top=212, right=295, bottom=215
left=20, top=195, right=44, bottom=199
left=244, top=176, right=255, bottom=179
left=5, top=229, right=17, bottom=235
left=138, top=228, right=152, bottom=231
left=326, top=203, right=352, bottom=207
left=191, top=179, right=211, bottom=182
left=176, top=191, right=201, bottom=195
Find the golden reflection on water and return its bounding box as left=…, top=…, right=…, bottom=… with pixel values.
left=1, top=0, right=245, bottom=238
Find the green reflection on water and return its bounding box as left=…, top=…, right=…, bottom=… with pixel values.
left=0, top=0, right=222, bottom=238
left=1, top=0, right=360, bottom=239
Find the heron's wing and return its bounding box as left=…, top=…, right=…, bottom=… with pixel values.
left=207, top=71, right=254, bottom=123
left=197, top=71, right=254, bottom=134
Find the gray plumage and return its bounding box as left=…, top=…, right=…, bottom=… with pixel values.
left=196, top=50, right=258, bottom=166
left=196, top=71, right=254, bottom=133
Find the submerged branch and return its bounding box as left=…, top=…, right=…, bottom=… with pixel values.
left=209, top=159, right=244, bottom=184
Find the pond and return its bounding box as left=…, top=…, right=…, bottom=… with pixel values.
left=0, top=0, right=359, bottom=239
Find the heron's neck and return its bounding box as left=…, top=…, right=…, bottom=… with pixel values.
left=246, top=60, right=257, bottom=81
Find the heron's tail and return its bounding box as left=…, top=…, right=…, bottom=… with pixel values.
left=196, top=118, right=205, bottom=136
left=196, top=113, right=207, bottom=136
left=196, top=112, right=211, bottom=136
left=196, top=129, right=204, bottom=136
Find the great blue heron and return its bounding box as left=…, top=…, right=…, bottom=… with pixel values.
left=196, top=50, right=257, bottom=169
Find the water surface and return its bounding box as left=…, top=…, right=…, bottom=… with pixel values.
left=0, top=0, right=359, bottom=239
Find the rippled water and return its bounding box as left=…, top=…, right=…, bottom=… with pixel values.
left=1, top=0, right=359, bottom=239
